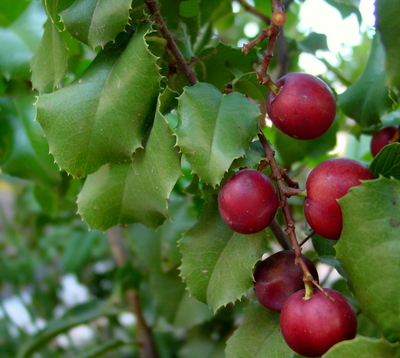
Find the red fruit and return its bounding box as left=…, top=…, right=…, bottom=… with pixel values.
left=304, top=158, right=375, bottom=240
left=254, top=250, right=319, bottom=312
left=370, top=126, right=398, bottom=157
left=218, top=169, right=279, bottom=234
left=280, top=288, right=358, bottom=357
left=266, top=73, right=336, bottom=140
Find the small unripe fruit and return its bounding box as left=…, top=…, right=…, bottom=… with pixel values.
left=266, top=73, right=336, bottom=140
left=218, top=169, right=279, bottom=234
left=304, top=158, right=375, bottom=240
left=254, top=250, right=319, bottom=312
left=280, top=288, right=357, bottom=357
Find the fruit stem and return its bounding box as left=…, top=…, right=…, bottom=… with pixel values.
left=258, top=130, right=317, bottom=296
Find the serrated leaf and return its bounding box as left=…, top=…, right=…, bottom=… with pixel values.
left=323, top=337, right=400, bottom=358
left=370, top=142, right=400, bottom=179
left=338, top=34, right=394, bottom=127
left=176, top=82, right=259, bottom=186
left=0, top=95, right=60, bottom=186
left=225, top=300, right=295, bottom=358
left=36, top=23, right=161, bottom=177
left=376, top=0, right=400, bottom=89
left=179, top=197, right=268, bottom=311
left=60, top=0, right=132, bottom=48
left=77, top=95, right=181, bottom=231
left=335, top=177, right=400, bottom=342
left=31, top=18, right=67, bottom=93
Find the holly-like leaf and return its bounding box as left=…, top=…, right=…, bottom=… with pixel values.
left=370, top=142, right=400, bottom=180
left=31, top=18, right=67, bottom=93
left=338, top=34, right=394, bottom=128
left=0, top=95, right=60, bottom=186
left=179, top=197, right=268, bottom=311
left=36, top=24, right=161, bottom=178
left=376, top=0, right=400, bottom=89
left=225, top=300, right=295, bottom=358
left=77, top=94, right=181, bottom=231
left=233, top=72, right=269, bottom=102
left=60, top=0, right=132, bottom=48
left=335, top=177, right=400, bottom=343
left=323, top=337, right=400, bottom=358
left=176, top=82, right=259, bottom=187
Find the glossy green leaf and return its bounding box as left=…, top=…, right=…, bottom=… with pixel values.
left=0, top=95, right=60, bottom=186
left=17, top=300, right=118, bottom=358
left=31, top=18, right=67, bottom=93
left=338, top=34, right=394, bottom=128
left=376, top=0, right=400, bottom=89
left=225, top=300, right=295, bottom=358
left=336, top=177, right=400, bottom=342
left=36, top=24, right=161, bottom=178
left=77, top=95, right=181, bottom=231
left=60, top=0, right=132, bottom=48
left=370, top=142, right=400, bottom=180
left=176, top=82, right=259, bottom=186
left=179, top=197, right=268, bottom=311
left=323, top=337, right=400, bottom=358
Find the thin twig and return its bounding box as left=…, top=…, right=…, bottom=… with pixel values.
left=269, top=218, right=292, bottom=250
left=235, top=0, right=271, bottom=23
left=106, top=226, right=159, bottom=358
left=144, top=0, right=198, bottom=86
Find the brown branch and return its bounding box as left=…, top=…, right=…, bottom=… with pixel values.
left=258, top=131, right=317, bottom=298
left=106, top=226, right=159, bottom=358
left=235, top=0, right=271, bottom=23
left=144, top=0, right=198, bottom=86
left=269, top=218, right=292, bottom=250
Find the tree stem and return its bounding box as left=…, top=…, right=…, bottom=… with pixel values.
left=144, top=0, right=198, bottom=86
left=106, top=226, right=159, bottom=358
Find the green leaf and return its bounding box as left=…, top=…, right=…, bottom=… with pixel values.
left=77, top=95, right=181, bottom=231
left=298, top=32, right=329, bottom=54
left=180, top=0, right=200, bottom=18
left=273, top=119, right=338, bottom=166
left=150, top=269, right=213, bottom=328
left=60, top=0, right=132, bottom=48
left=176, top=82, right=259, bottom=186
left=36, top=23, right=161, bottom=178
left=179, top=197, right=268, bottom=311
left=335, top=177, right=400, bottom=342
left=225, top=300, right=295, bottom=358
left=325, top=0, right=362, bottom=22
left=0, top=0, right=31, bottom=27
left=0, top=95, right=61, bottom=186
left=323, top=337, right=400, bottom=358
left=77, top=339, right=126, bottom=358
left=233, top=72, right=270, bottom=102
left=195, top=43, right=259, bottom=91
left=376, top=0, right=400, bottom=89
left=17, top=300, right=118, bottom=358
left=370, top=142, right=400, bottom=179
left=31, top=18, right=67, bottom=93
left=338, top=34, right=394, bottom=128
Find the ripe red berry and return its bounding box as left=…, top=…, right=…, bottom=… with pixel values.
left=304, top=158, right=375, bottom=240
left=253, top=250, right=319, bottom=312
left=370, top=126, right=398, bottom=157
left=280, top=288, right=358, bottom=357
left=218, top=169, right=279, bottom=234
left=266, top=73, right=336, bottom=140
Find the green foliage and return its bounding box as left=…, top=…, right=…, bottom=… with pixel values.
left=1, top=0, right=400, bottom=357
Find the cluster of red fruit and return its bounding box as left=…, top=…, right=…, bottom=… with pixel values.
left=216, top=72, right=383, bottom=356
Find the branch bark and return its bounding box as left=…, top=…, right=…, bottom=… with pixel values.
left=144, top=0, right=198, bottom=86
left=106, top=226, right=159, bottom=358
